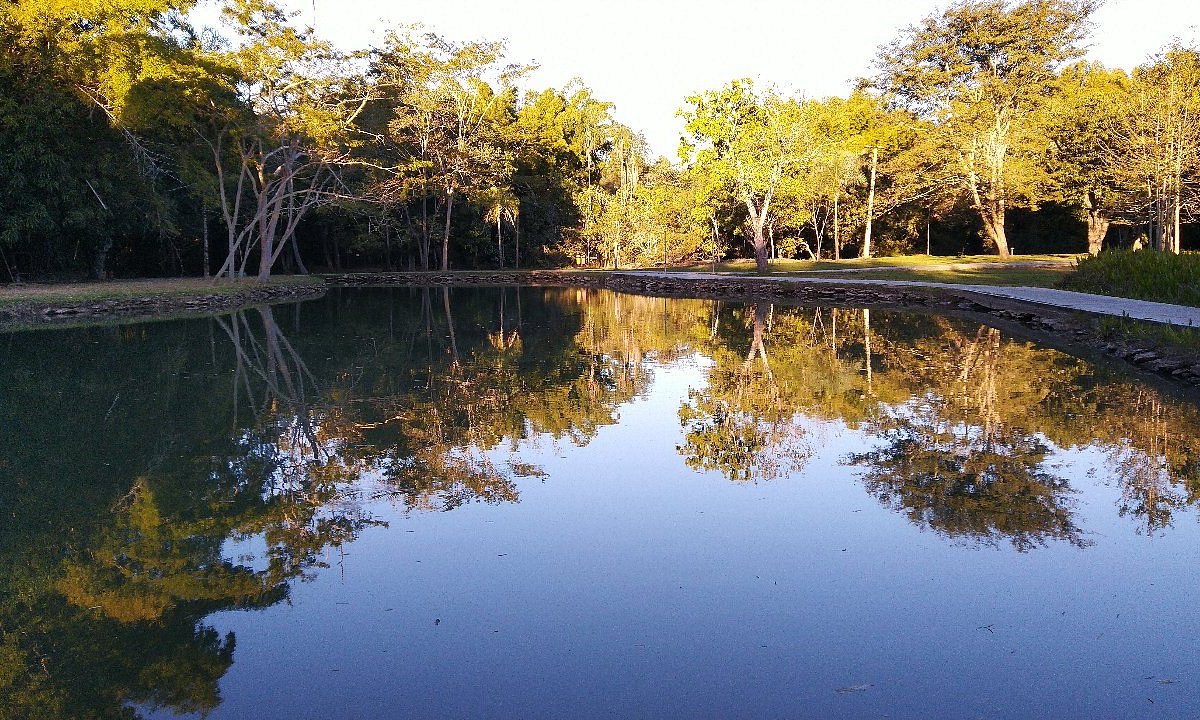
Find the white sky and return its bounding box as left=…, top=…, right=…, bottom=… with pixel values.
left=199, top=0, right=1199, bottom=158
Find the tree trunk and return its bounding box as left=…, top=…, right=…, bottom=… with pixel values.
left=833, top=192, right=841, bottom=261
left=1086, top=214, right=1109, bottom=256
left=202, top=212, right=210, bottom=278
left=496, top=215, right=504, bottom=268
left=91, top=236, right=113, bottom=280
left=291, top=233, right=309, bottom=274
left=257, top=233, right=274, bottom=280
left=753, top=221, right=769, bottom=273
left=441, top=190, right=454, bottom=271
left=420, top=170, right=431, bottom=270
left=861, top=147, right=878, bottom=259
left=985, top=211, right=1011, bottom=259
left=1173, top=170, right=1182, bottom=254
left=1082, top=190, right=1107, bottom=255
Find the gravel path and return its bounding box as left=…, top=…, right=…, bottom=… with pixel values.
left=616, top=271, right=1200, bottom=326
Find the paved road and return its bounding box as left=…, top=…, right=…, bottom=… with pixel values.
left=616, top=271, right=1200, bottom=326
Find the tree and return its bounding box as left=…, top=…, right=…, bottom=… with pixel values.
left=875, top=0, right=1099, bottom=258
left=1105, top=46, right=1200, bottom=253
left=371, top=30, right=524, bottom=270
left=1043, top=62, right=1132, bottom=254
left=0, top=0, right=204, bottom=278
left=208, top=0, right=372, bottom=280
left=680, top=80, right=824, bottom=272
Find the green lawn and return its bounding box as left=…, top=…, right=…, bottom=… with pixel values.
left=675, top=253, right=1082, bottom=274
left=789, top=264, right=1074, bottom=287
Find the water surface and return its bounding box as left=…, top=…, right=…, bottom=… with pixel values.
left=2, top=287, right=1199, bottom=719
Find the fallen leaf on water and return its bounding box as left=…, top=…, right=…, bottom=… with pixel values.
left=836, top=684, right=872, bottom=694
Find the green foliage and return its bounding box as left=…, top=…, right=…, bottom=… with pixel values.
left=1059, top=250, right=1200, bottom=307
left=0, top=0, right=1196, bottom=278
left=874, top=0, right=1100, bottom=257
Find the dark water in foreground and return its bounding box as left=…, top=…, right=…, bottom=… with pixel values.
left=2, top=287, right=1199, bottom=719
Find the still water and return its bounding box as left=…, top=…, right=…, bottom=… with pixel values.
left=2, top=286, right=1199, bottom=719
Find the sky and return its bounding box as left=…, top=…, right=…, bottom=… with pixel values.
left=200, top=0, right=1199, bottom=157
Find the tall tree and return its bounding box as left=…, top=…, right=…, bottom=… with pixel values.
left=1044, top=61, right=1132, bottom=254
left=1106, top=46, right=1200, bottom=253
left=875, top=0, right=1098, bottom=258
left=680, top=80, right=822, bottom=272
left=210, top=0, right=372, bottom=280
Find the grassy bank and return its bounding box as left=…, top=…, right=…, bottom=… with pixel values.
left=0, top=275, right=323, bottom=310
left=1096, top=314, right=1200, bottom=354
left=677, top=253, right=1081, bottom=274
left=1058, top=250, right=1200, bottom=307
left=791, top=264, right=1072, bottom=287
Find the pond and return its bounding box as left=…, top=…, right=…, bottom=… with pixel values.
left=2, top=286, right=1199, bottom=719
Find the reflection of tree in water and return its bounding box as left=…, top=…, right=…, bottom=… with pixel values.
left=678, top=304, right=813, bottom=483
left=345, top=287, right=649, bottom=511
left=1103, top=390, right=1200, bottom=535
left=848, top=325, right=1089, bottom=550
left=5, top=289, right=1200, bottom=717
left=850, top=419, right=1086, bottom=550
left=0, top=308, right=380, bottom=719
left=676, top=302, right=1200, bottom=545
left=0, top=288, right=633, bottom=719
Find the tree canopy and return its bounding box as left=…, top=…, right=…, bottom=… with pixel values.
left=1, top=0, right=1198, bottom=281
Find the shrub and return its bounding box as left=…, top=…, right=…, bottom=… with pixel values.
left=1058, top=250, right=1200, bottom=307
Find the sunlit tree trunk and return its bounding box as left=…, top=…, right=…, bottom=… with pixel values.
left=1083, top=191, right=1109, bottom=255
left=861, top=146, right=878, bottom=259
left=441, top=188, right=454, bottom=271
left=743, top=193, right=772, bottom=273
left=833, top=191, right=841, bottom=261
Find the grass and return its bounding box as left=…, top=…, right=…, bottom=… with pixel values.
left=675, top=253, right=1082, bottom=274
left=1096, top=314, right=1200, bottom=355
left=790, top=264, right=1074, bottom=287
left=0, top=275, right=323, bottom=310
left=1058, top=250, right=1200, bottom=308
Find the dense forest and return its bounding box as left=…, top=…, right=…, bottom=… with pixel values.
left=1, top=0, right=1198, bottom=279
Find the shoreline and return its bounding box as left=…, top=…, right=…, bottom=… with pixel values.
left=5, top=271, right=1199, bottom=393
left=0, top=276, right=327, bottom=330
left=323, top=271, right=1200, bottom=392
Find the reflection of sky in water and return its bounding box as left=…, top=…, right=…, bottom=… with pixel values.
left=183, top=356, right=1200, bottom=720
left=6, top=289, right=1192, bottom=719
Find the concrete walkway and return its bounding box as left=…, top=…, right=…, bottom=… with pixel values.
left=615, top=271, right=1200, bottom=327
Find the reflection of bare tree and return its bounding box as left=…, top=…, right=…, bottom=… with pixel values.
left=956, top=327, right=1001, bottom=444
left=215, top=307, right=318, bottom=445
left=210, top=306, right=383, bottom=579
left=679, top=303, right=812, bottom=483
left=488, top=286, right=521, bottom=352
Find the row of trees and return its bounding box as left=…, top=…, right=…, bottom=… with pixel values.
left=1, top=0, right=646, bottom=279
left=1, top=0, right=1197, bottom=279
left=676, top=0, right=1200, bottom=271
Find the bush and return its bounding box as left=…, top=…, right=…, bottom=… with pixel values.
left=1058, top=250, right=1200, bottom=307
